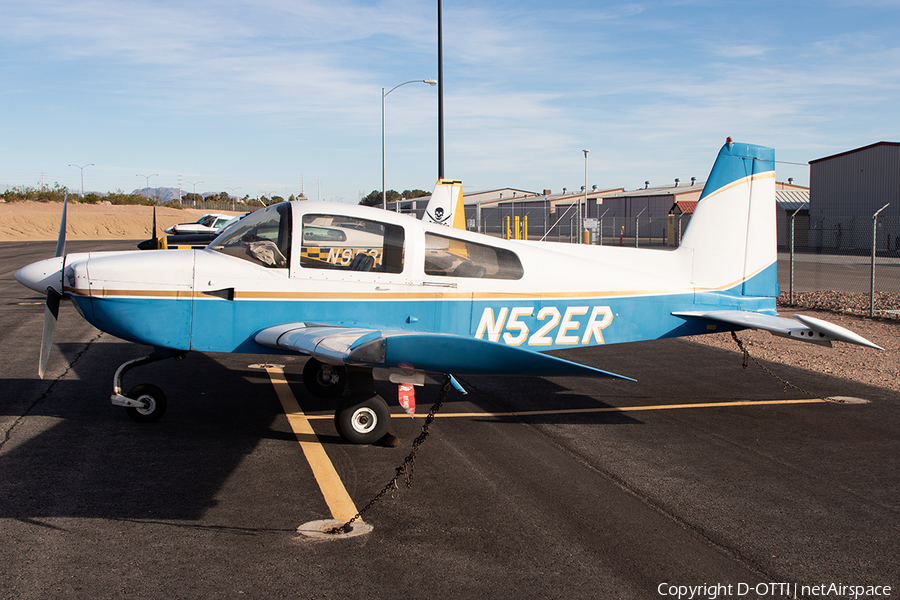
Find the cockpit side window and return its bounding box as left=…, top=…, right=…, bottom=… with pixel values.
left=424, top=232, right=524, bottom=279
left=300, top=214, right=404, bottom=274
left=209, top=203, right=292, bottom=269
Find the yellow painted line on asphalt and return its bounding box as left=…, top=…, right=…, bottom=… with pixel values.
left=299, top=398, right=825, bottom=420
left=260, top=382, right=822, bottom=520
left=264, top=366, right=359, bottom=522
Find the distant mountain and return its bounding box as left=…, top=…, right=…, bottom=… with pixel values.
left=133, top=187, right=220, bottom=202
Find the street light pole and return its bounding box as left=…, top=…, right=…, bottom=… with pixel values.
left=68, top=163, right=94, bottom=197
left=226, top=187, right=241, bottom=211
left=382, top=79, right=437, bottom=210
left=438, top=0, right=444, bottom=180
left=582, top=150, right=589, bottom=244
left=870, top=202, right=890, bottom=317
left=136, top=173, right=159, bottom=202
left=186, top=181, right=203, bottom=207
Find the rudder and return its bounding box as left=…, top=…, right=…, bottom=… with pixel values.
left=423, top=179, right=466, bottom=229
left=679, top=139, right=777, bottom=297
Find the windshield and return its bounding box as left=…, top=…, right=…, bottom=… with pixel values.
left=209, top=204, right=292, bottom=268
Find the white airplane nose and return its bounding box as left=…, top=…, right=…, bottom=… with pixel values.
left=15, top=256, right=65, bottom=294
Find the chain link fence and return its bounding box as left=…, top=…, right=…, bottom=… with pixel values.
left=178, top=198, right=255, bottom=213
left=788, top=216, right=900, bottom=280
left=783, top=215, right=900, bottom=317
left=472, top=207, right=686, bottom=248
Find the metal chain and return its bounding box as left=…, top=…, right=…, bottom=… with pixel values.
left=730, top=331, right=845, bottom=403
left=328, top=374, right=452, bottom=535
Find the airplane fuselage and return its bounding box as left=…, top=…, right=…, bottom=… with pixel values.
left=51, top=198, right=775, bottom=374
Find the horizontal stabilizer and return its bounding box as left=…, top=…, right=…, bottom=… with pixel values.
left=673, top=310, right=882, bottom=350
left=255, top=323, right=634, bottom=379
left=792, top=314, right=883, bottom=349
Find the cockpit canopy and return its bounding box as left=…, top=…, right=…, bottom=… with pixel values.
left=209, top=201, right=523, bottom=280
left=210, top=203, right=292, bottom=269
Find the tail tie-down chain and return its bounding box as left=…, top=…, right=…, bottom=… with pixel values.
left=730, top=331, right=845, bottom=403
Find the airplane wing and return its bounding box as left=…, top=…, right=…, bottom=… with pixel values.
left=673, top=310, right=883, bottom=349
left=255, top=323, right=634, bottom=380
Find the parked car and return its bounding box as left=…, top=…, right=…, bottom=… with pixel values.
left=164, top=213, right=234, bottom=235
left=139, top=213, right=250, bottom=250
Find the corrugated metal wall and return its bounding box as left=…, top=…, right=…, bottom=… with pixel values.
left=811, top=143, right=900, bottom=218
left=810, top=143, right=900, bottom=251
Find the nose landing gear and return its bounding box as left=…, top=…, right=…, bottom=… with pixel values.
left=110, top=349, right=184, bottom=423
left=123, top=383, right=168, bottom=423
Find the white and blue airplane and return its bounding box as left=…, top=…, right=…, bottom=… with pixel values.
left=15, top=140, right=881, bottom=444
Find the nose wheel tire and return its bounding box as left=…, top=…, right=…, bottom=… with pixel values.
left=125, top=384, right=168, bottom=423
left=334, top=394, right=390, bottom=445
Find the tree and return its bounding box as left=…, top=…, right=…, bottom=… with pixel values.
left=359, top=189, right=402, bottom=206
left=359, top=190, right=381, bottom=206
left=107, top=190, right=152, bottom=205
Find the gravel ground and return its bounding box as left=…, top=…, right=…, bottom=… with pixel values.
left=687, top=291, right=900, bottom=393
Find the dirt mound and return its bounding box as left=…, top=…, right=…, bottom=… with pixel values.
left=0, top=201, right=244, bottom=241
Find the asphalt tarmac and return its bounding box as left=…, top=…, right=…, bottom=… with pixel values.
left=1, top=241, right=898, bottom=599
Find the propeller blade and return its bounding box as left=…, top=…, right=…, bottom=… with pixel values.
left=39, top=288, right=62, bottom=379
left=55, top=192, right=68, bottom=258
left=152, top=203, right=158, bottom=239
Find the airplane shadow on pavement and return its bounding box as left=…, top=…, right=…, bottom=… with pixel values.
left=0, top=344, right=292, bottom=523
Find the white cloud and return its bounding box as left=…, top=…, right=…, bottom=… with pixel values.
left=2, top=0, right=900, bottom=198
left=715, top=45, right=768, bottom=58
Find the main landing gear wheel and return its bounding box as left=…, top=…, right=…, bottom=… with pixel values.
left=334, top=394, right=390, bottom=445
left=303, top=358, right=347, bottom=398
left=125, top=384, right=168, bottom=423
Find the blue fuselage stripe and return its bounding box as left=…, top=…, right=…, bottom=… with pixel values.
left=70, top=271, right=776, bottom=357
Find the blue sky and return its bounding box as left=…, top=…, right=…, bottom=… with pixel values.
left=2, top=0, right=899, bottom=202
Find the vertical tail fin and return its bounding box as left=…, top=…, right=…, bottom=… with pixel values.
left=422, top=179, right=466, bottom=229
left=679, top=139, right=777, bottom=296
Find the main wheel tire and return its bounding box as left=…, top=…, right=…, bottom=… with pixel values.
left=125, top=383, right=168, bottom=423
left=303, top=358, right=347, bottom=398
left=334, top=394, right=390, bottom=445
